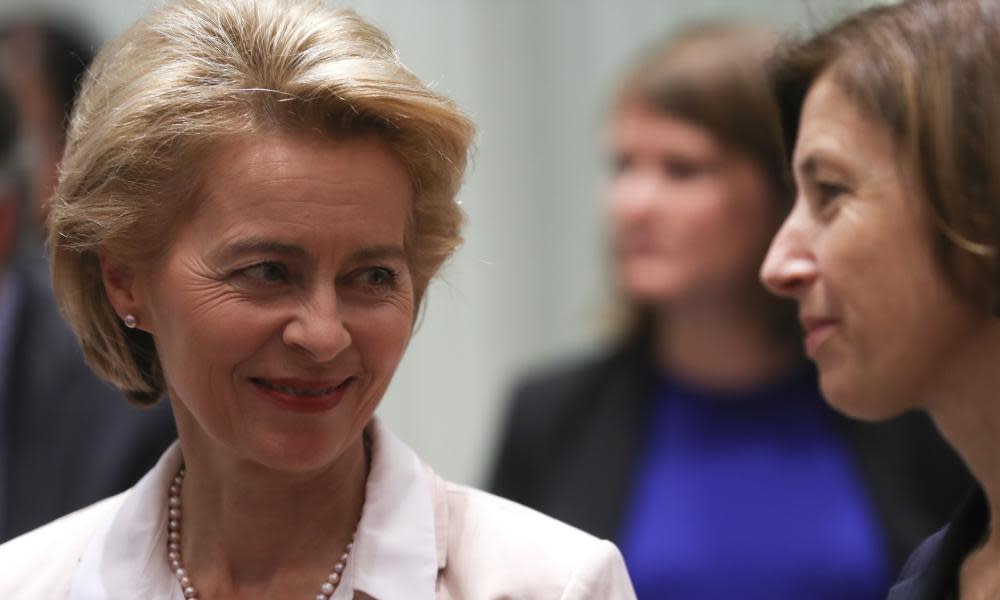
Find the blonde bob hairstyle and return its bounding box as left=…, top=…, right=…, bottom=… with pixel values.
left=49, top=0, right=474, bottom=405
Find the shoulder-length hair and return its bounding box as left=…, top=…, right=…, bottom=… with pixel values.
left=773, top=0, right=1000, bottom=313
left=50, top=0, right=474, bottom=404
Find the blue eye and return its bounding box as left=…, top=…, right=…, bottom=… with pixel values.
left=362, top=267, right=398, bottom=289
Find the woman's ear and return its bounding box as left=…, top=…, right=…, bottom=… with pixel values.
left=99, top=252, right=151, bottom=333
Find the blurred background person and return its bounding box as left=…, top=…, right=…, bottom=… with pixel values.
left=490, top=22, right=971, bottom=599
left=0, top=38, right=175, bottom=544
left=0, top=70, right=19, bottom=268
left=0, top=19, right=93, bottom=253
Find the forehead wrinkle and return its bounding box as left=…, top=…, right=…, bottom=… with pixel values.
left=193, top=188, right=379, bottom=241
left=206, top=182, right=376, bottom=210
left=200, top=157, right=388, bottom=213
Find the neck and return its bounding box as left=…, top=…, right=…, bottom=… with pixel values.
left=176, top=426, right=367, bottom=599
left=924, top=323, right=1000, bottom=598
left=652, top=287, right=802, bottom=390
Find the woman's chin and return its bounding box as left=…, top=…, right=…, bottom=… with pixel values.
left=246, top=437, right=357, bottom=474
left=620, top=276, right=684, bottom=306
left=819, top=374, right=913, bottom=422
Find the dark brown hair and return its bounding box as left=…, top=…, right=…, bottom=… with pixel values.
left=617, top=22, right=792, bottom=212
left=773, top=0, right=1000, bottom=310
left=612, top=22, right=797, bottom=341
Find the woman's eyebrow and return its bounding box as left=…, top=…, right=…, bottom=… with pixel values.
left=211, top=237, right=307, bottom=262
left=350, top=245, right=407, bottom=263
left=794, top=151, right=833, bottom=180
left=794, top=149, right=852, bottom=182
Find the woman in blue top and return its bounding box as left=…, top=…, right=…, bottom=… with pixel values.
left=491, top=21, right=971, bottom=599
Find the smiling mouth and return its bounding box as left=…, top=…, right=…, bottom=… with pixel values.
left=250, top=377, right=353, bottom=397
left=249, top=376, right=356, bottom=413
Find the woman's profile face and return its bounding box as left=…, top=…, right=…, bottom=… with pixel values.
left=608, top=105, right=780, bottom=308
left=126, top=133, right=415, bottom=472
left=761, top=72, right=985, bottom=420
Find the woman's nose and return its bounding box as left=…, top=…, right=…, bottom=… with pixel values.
left=282, top=291, right=352, bottom=362
left=609, top=172, right=660, bottom=221
left=760, top=211, right=817, bottom=299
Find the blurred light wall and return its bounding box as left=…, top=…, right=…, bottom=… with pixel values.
left=0, top=0, right=883, bottom=486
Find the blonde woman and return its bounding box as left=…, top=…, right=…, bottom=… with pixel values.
left=0, top=1, right=636, bottom=598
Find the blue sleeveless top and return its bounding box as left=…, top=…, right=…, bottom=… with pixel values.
left=619, top=366, right=891, bottom=599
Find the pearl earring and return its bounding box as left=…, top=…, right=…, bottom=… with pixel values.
left=123, top=314, right=138, bottom=329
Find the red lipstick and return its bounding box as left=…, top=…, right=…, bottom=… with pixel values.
left=250, top=376, right=353, bottom=413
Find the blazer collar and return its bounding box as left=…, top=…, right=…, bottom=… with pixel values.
left=350, top=418, right=438, bottom=599
left=68, top=418, right=440, bottom=600
left=68, top=441, right=182, bottom=600
left=887, top=487, right=986, bottom=600
left=425, top=463, right=449, bottom=571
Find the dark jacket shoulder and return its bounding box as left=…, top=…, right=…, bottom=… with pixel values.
left=2, top=259, right=177, bottom=540
left=887, top=488, right=986, bottom=600
left=489, top=337, right=653, bottom=539
left=489, top=335, right=973, bottom=569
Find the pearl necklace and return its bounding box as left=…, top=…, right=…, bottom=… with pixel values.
left=167, top=465, right=356, bottom=600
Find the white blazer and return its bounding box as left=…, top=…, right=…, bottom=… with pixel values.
left=0, top=418, right=636, bottom=599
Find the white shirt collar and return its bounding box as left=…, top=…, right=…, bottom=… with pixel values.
left=347, top=418, right=438, bottom=599
left=68, top=417, right=438, bottom=600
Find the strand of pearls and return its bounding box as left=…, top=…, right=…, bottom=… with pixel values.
left=167, top=465, right=356, bottom=600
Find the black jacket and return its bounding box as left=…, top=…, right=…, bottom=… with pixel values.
left=490, top=335, right=973, bottom=571
left=0, top=261, right=176, bottom=541
left=886, top=488, right=985, bottom=600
